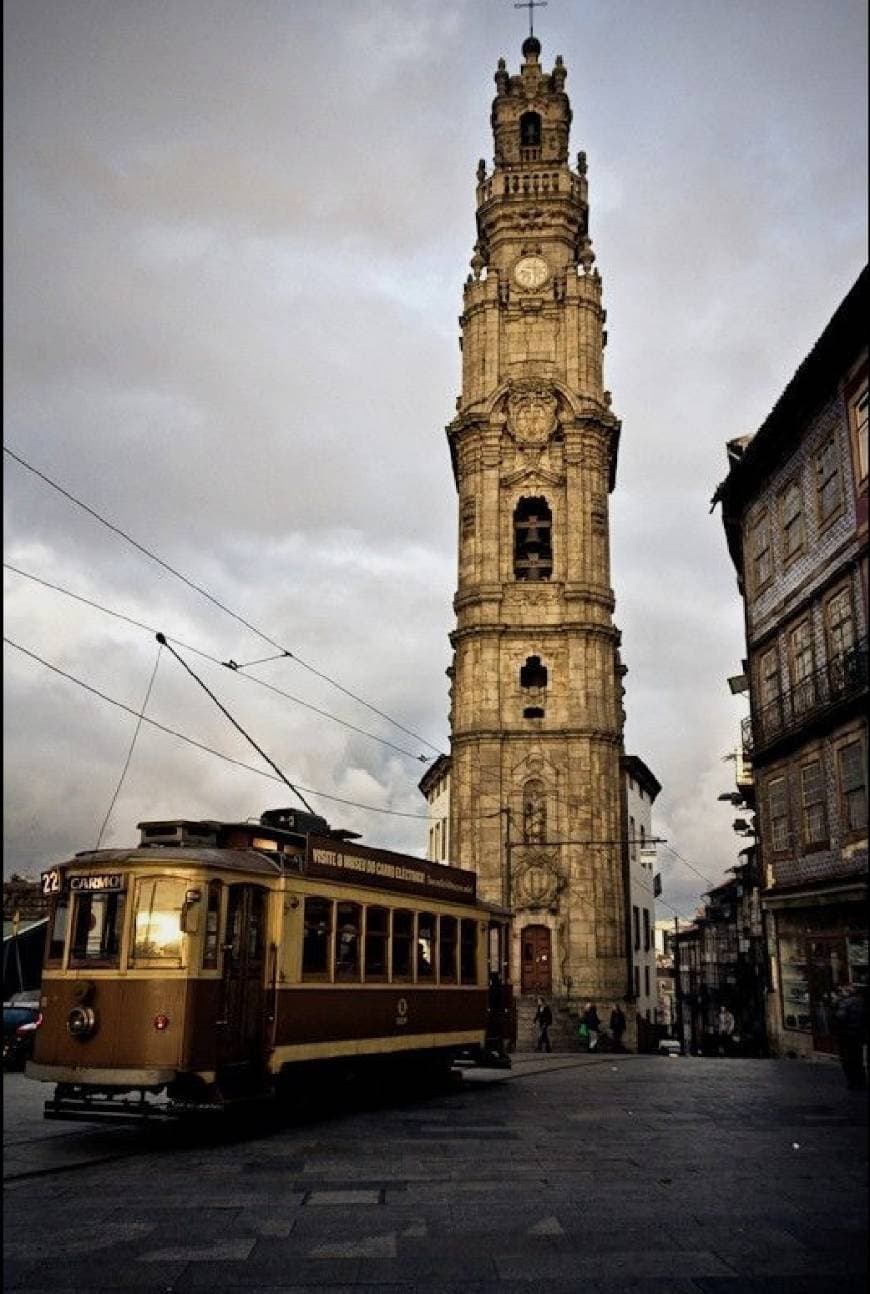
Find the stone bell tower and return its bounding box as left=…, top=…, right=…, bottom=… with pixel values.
left=446, top=36, right=629, bottom=1008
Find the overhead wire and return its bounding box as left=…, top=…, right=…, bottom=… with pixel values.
left=95, top=640, right=163, bottom=850
left=3, top=563, right=438, bottom=763
left=4, top=637, right=430, bottom=821
left=3, top=445, right=444, bottom=754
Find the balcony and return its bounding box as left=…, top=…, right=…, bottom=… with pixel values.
left=742, top=637, right=868, bottom=757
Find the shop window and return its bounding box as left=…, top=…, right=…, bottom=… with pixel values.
left=779, top=934, right=811, bottom=1031
left=335, top=902, right=361, bottom=981
left=838, top=740, right=867, bottom=834
left=847, top=935, right=868, bottom=987
left=392, top=909, right=414, bottom=981
left=800, top=760, right=827, bottom=849
left=364, top=906, right=388, bottom=980
left=70, top=891, right=125, bottom=968
left=514, top=498, right=553, bottom=580
left=460, top=919, right=477, bottom=985
left=816, top=439, right=843, bottom=524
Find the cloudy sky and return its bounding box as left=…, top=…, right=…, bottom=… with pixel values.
left=4, top=0, right=867, bottom=919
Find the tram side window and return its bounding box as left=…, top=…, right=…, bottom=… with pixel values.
left=302, top=898, right=332, bottom=978
left=364, top=906, right=389, bottom=980
left=418, top=912, right=436, bottom=979
left=130, top=877, right=186, bottom=967
left=46, top=895, right=70, bottom=965
left=70, top=892, right=125, bottom=967
left=202, top=881, right=222, bottom=969
left=460, top=918, right=478, bottom=985
left=439, top=915, right=458, bottom=983
left=335, top=902, right=361, bottom=981
left=392, top=909, right=414, bottom=981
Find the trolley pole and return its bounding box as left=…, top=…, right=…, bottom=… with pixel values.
left=674, top=915, right=685, bottom=1054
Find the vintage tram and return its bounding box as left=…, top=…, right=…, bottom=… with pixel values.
left=27, top=808, right=514, bottom=1121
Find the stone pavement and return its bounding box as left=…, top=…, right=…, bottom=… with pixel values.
left=3, top=1051, right=867, bottom=1292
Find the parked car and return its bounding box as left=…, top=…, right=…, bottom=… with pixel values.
left=3, top=989, right=43, bottom=1070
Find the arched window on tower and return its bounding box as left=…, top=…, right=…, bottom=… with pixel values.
left=514, top=497, right=553, bottom=580
left=520, top=111, right=542, bottom=159
left=522, top=779, right=547, bottom=843
left=520, top=655, right=547, bottom=719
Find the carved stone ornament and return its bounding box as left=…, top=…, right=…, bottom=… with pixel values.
left=517, top=853, right=561, bottom=908
left=506, top=383, right=558, bottom=446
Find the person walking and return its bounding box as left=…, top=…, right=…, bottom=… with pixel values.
left=717, top=1005, right=736, bottom=1057
left=609, top=1003, right=626, bottom=1051
left=832, top=985, right=867, bottom=1091
left=582, top=1001, right=601, bottom=1051
left=533, top=997, right=553, bottom=1053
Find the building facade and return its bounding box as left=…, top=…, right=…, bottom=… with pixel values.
left=419, top=754, right=451, bottom=864
left=623, top=754, right=660, bottom=1023
left=444, top=36, right=629, bottom=1012
left=715, top=267, right=868, bottom=1060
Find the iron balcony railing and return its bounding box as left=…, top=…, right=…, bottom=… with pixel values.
left=742, top=637, right=868, bottom=756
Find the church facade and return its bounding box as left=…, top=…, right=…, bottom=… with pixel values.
left=426, top=36, right=631, bottom=1012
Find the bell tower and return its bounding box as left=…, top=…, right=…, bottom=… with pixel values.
left=446, top=36, right=629, bottom=1008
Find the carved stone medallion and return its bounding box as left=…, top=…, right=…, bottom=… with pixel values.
left=506, top=382, right=558, bottom=446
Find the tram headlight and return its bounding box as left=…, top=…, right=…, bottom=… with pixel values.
left=67, top=1006, right=97, bottom=1039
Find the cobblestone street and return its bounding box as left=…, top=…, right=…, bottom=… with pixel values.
left=4, top=1052, right=867, bottom=1292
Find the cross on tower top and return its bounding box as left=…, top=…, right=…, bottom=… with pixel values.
left=514, top=0, right=548, bottom=38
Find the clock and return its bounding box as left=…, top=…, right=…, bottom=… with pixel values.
left=513, top=255, right=549, bottom=290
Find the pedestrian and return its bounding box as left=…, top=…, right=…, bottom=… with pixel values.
left=832, top=985, right=867, bottom=1091
left=717, top=1006, right=735, bottom=1056
left=534, top=996, right=553, bottom=1052
left=610, top=1003, right=626, bottom=1051
left=582, top=1001, right=601, bottom=1051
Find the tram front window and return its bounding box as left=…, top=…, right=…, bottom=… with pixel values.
left=70, top=892, right=125, bottom=967
left=130, top=877, right=186, bottom=966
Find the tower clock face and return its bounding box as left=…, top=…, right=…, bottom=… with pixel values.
left=513, top=255, right=549, bottom=290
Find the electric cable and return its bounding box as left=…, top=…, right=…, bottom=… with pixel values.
left=3, top=563, right=437, bottom=763
left=95, top=640, right=163, bottom=850
left=3, top=445, right=444, bottom=754
left=4, top=637, right=430, bottom=821
left=156, top=633, right=315, bottom=814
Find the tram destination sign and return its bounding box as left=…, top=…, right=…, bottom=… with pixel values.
left=40, top=869, right=126, bottom=896
left=305, top=836, right=477, bottom=905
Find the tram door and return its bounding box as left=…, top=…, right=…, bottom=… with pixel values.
left=521, top=925, right=552, bottom=995
left=217, top=884, right=268, bottom=1073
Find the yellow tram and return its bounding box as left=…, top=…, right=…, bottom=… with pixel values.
left=27, top=808, right=514, bottom=1120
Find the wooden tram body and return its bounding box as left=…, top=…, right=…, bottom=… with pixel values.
left=27, top=810, right=514, bottom=1120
